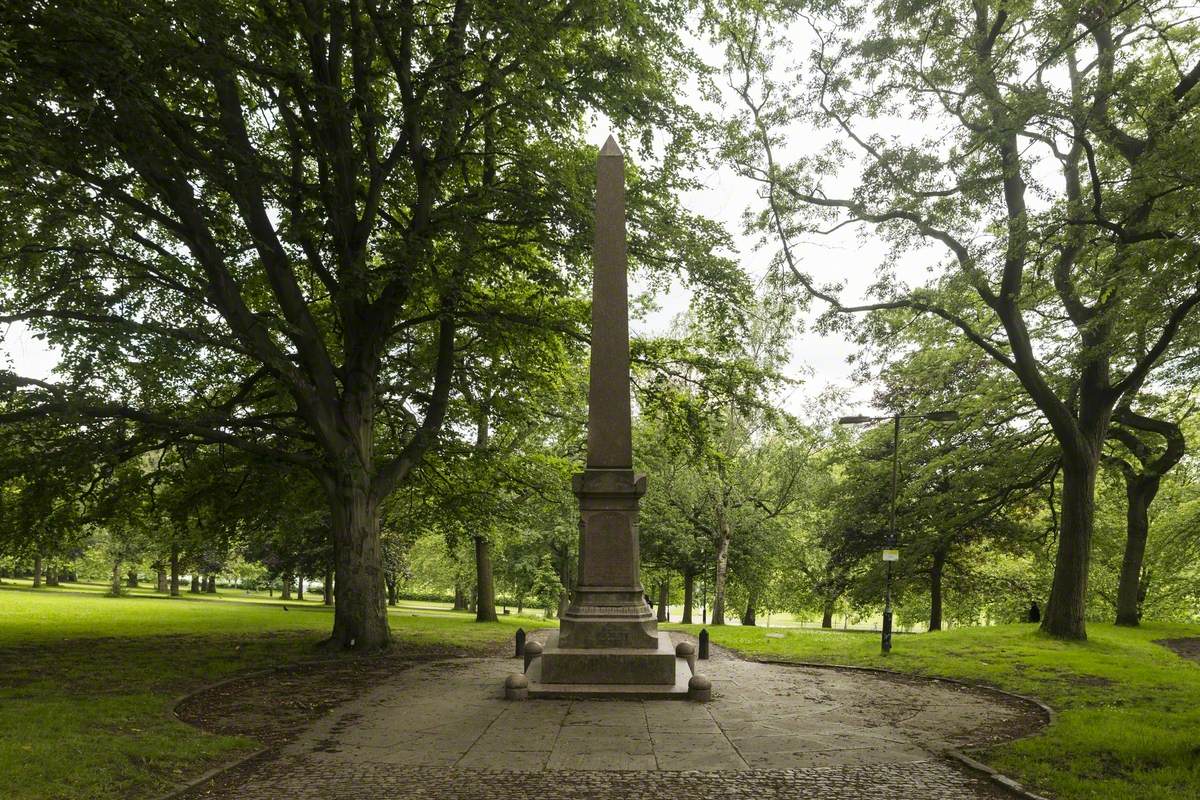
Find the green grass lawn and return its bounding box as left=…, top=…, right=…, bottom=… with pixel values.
left=665, top=620, right=1200, bottom=800
left=0, top=582, right=551, bottom=800
left=4, top=582, right=1197, bottom=800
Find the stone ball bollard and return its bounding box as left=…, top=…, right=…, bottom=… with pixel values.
left=688, top=674, right=712, bottom=702
left=523, top=640, right=543, bottom=672
left=515, top=627, right=526, bottom=658
left=675, top=641, right=697, bottom=674
left=505, top=673, right=529, bottom=701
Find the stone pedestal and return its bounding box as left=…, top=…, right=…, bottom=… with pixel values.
left=526, top=632, right=693, bottom=699
left=558, top=469, right=657, bottom=650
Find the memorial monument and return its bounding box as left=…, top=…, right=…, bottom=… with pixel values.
left=514, top=136, right=696, bottom=699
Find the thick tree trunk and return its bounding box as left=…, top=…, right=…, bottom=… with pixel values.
left=1116, top=477, right=1157, bottom=626
left=45, top=562, right=59, bottom=587
left=169, top=547, right=180, bottom=597
left=32, top=555, right=42, bottom=587
left=205, top=575, right=217, bottom=593
left=110, top=561, right=121, bottom=595
left=1042, top=457, right=1098, bottom=640
left=326, top=569, right=336, bottom=606
left=682, top=569, right=695, bottom=624
left=711, top=521, right=731, bottom=626
left=326, top=470, right=390, bottom=650
left=281, top=573, right=293, bottom=600
left=156, top=565, right=168, bottom=593
left=929, top=547, right=947, bottom=632
left=656, top=580, right=669, bottom=622
left=742, top=590, right=758, bottom=627
left=296, top=575, right=304, bottom=601
left=385, top=575, right=397, bottom=606
left=821, top=597, right=835, bottom=629
left=126, top=571, right=139, bottom=588
left=452, top=584, right=467, bottom=611
left=474, top=536, right=497, bottom=623
left=190, top=574, right=200, bottom=593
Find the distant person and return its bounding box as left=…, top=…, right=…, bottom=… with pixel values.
left=1027, top=600, right=1041, bottom=623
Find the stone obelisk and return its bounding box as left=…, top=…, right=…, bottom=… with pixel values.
left=520, top=136, right=686, bottom=695
left=557, top=135, right=659, bottom=652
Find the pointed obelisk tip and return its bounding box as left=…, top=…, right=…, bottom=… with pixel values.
left=600, top=134, right=622, bottom=157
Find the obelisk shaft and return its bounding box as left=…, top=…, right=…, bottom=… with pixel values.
left=586, top=136, right=633, bottom=469
left=556, top=136, right=658, bottom=652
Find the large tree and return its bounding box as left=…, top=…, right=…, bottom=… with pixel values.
left=0, top=0, right=723, bottom=648
left=717, top=0, right=1200, bottom=638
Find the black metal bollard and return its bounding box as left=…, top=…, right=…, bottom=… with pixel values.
left=515, top=628, right=526, bottom=658
left=698, top=628, right=710, bottom=660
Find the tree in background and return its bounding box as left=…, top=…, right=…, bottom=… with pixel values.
left=0, top=0, right=737, bottom=649
left=718, top=0, right=1200, bottom=639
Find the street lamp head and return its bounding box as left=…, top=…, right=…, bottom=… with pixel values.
left=838, top=415, right=876, bottom=425
left=923, top=410, right=960, bottom=422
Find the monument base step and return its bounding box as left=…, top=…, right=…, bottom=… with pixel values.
left=535, top=631, right=676, bottom=685
left=525, top=653, right=693, bottom=700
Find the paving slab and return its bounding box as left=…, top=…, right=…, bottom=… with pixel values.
left=213, top=645, right=1036, bottom=799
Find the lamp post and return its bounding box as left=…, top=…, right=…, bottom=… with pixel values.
left=838, top=409, right=959, bottom=654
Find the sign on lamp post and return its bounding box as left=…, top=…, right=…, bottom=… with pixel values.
left=838, top=408, right=958, bottom=655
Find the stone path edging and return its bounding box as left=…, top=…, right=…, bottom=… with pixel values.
left=749, top=658, right=1056, bottom=800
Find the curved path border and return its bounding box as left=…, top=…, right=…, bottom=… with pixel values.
left=153, top=653, right=399, bottom=800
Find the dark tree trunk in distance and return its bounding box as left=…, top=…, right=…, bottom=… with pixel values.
left=929, top=546, right=947, bottom=632
left=1110, top=411, right=1183, bottom=626
left=742, top=590, right=757, bottom=627
left=474, top=536, right=497, bottom=623
left=1115, top=477, right=1154, bottom=626
left=126, top=571, right=139, bottom=588
left=169, top=548, right=180, bottom=597
left=110, top=561, right=121, bottom=595
left=281, top=574, right=293, bottom=601
left=190, top=573, right=200, bottom=593
left=296, top=575, right=304, bottom=601
left=711, top=521, right=731, bottom=625
left=205, top=575, right=217, bottom=593
left=156, top=565, right=168, bottom=593
left=32, top=555, right=41, bottom=587
left=453, top=584, right=467, bottom=611
left=682, top=569, right=695, bottom=624
left=821, top=598, right=835, bottom=629
left=656, top=580, right=669, bottom=622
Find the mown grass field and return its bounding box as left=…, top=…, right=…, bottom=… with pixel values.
left=3, top=582, right=1197, bottom=800
left=665, top=620, right=1200, bottom=800
left=0, top=581, right=551, bottom=800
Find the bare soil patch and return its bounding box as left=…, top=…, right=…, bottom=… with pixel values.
left=176, top=639, right=509, bottom=743
left=1156, top=637, right=1200, bottom=664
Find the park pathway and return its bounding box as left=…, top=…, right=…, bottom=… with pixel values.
left=201, top=640, right=1040, bottom=799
